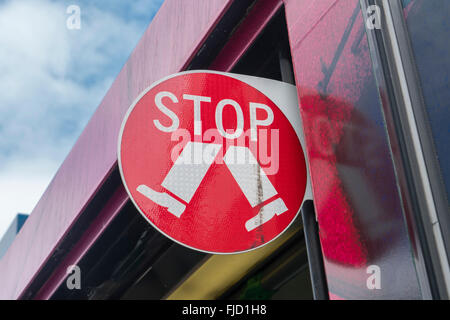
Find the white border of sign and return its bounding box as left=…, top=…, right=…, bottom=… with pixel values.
left=118, top=70, right=312, bottom=255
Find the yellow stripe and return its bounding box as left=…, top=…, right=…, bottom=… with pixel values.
left=166, top=224, right=300, bottom=300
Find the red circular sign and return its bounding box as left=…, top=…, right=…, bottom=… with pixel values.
left=118, top=72, right=306, bottom=253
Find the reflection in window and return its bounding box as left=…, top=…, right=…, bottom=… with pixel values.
left=288, top=0, right=422, bottom=298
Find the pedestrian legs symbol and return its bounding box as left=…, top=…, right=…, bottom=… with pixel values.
left=137, top=141, right=287, bottom=231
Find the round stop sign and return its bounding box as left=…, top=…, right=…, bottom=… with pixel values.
left=118, top=71, right=307, bottom=254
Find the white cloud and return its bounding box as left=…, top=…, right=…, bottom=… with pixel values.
left=0, top=0, right=162, bottom=237
left=0, top=159, right=58, bottom=238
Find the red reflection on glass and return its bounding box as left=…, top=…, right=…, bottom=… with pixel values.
left=302, top=94, right=368, bottom=267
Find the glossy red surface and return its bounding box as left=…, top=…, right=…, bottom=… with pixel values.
left=284, top=0, right=422, bottom=299
left=0, top=0, right=233, bottom=299
left=119, top=72, right=306, bottom=253
left=299, top=94, right=368, bottom=267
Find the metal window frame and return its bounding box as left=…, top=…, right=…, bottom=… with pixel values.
left=361, top=0, right=450, bottom=299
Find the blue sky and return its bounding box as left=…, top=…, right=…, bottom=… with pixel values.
left=0, top=0, right=164, bottom=237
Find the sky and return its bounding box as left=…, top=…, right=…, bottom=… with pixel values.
left=0, top=0, right=164, bottom=238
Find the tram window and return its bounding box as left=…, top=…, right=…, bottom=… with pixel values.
left=402, top=0, right=450, bottom=202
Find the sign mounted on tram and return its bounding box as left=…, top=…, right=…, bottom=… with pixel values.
left=118, top=70, right=310, bottom=254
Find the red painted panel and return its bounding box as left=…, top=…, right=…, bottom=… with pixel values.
left=0, top=0, right=233, bottom=299
left=34, top=186, right=129, bottom=300
left=283, top=0, right=339, bottom=50
left=284, top=0, right=423, bottom=298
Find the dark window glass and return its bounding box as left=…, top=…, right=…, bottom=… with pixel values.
left=222, top=234, right=313, bottom=300
left=402, top=0, right=450, bottom=200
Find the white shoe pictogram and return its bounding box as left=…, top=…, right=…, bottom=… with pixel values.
left=137, top=141, right=288, bottom=231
